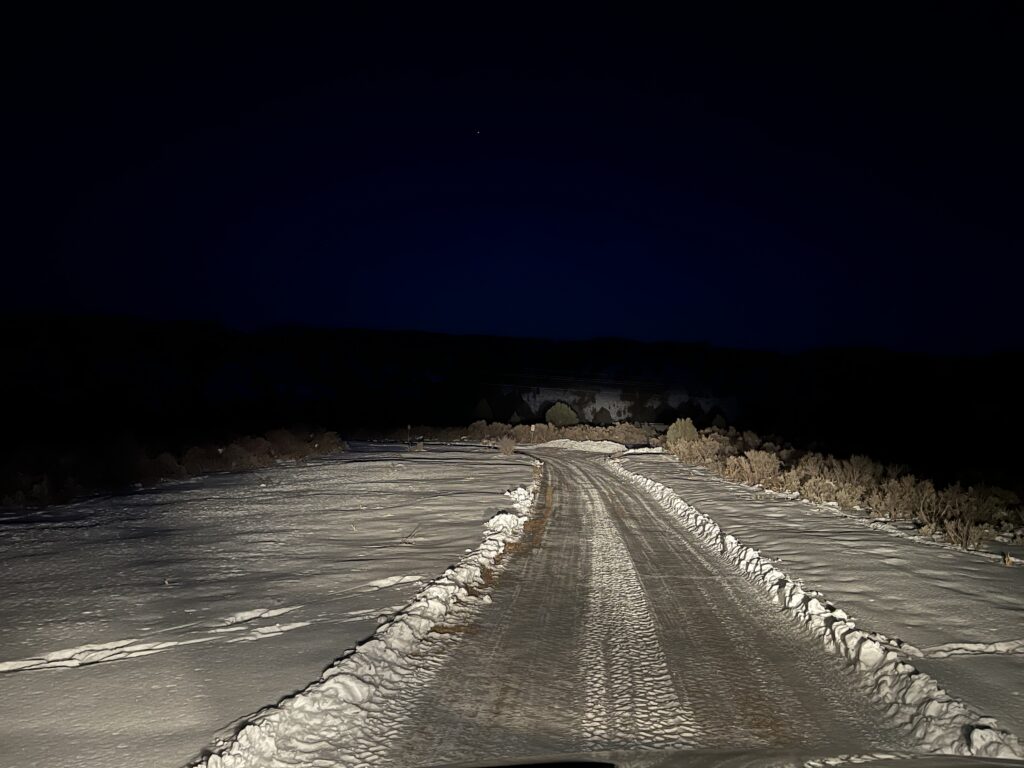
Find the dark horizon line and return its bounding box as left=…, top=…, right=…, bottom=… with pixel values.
left=4, top=309, right=1021, bottom=360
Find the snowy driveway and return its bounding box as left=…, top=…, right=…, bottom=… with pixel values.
left=378, top=450, right=914, bottom=766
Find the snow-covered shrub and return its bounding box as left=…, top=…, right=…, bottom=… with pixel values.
left=545, top=402, right=580, bottom=427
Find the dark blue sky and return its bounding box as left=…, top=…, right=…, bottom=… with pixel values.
left=7, top=5, right=1023, bottom=353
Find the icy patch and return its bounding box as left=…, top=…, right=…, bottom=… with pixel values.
left=197, top=476, right=540, bottom=768
left=918, top=639, right=1024, bottom=659
left=534, top=439, right=626, bottom=453
left=221, top=606, right=300, bottom=625
left=0, top=606, right=310, bottom=673
left=365, top=575, right=424, bottom=590
left=609, top=460, right=1024, bottom=760
left=0, top=637, right=216, bottom=672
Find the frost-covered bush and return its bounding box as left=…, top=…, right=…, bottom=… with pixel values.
left=545, top=402, right=580, bottom=427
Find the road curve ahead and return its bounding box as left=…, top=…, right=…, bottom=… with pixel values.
left=384, top=450, right=914, bottom=766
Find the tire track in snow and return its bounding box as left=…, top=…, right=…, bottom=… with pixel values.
left=577, top=480, right=696, bottom=749
left=579, top=455, right=915, bottom=753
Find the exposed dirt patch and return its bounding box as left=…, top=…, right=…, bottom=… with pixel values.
left=504, top=476, right=553, bottom=556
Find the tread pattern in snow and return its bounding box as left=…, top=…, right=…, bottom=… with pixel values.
left=578, top=482, right=696, bottom=749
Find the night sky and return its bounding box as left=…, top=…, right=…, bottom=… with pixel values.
left=7, top=5, right=1023, bottom=353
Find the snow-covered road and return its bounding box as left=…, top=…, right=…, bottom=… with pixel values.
left=378, top=450, right=916, bottom=766
left=618, top=453, right=1024, bottom=739
left=5, top=444, right=1020, bottom=767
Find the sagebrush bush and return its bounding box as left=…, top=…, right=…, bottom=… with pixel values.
left=671, top=434, right=728, bottom=469
left=497, top=436, right=516, bottom=455
left=265, top=429, right=313, bottom=459
left=181, top=446, right=229, bottom=475
left=659, top=424, right=1013, bottom=550
left=545, top=402, right=580, bottom=427
left=312, top=431, right=347, bottom=453
left=943, top=517, right=984, bottom=550
left=223, top=443, right=259, bottom=471
left=666, top=418, right=698, bottom=450
left=139, top=451, right=186, bottom=485
left=236, top=436, right=274, bottom=463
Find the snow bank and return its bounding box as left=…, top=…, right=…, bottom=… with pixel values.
left=609, top=460, right=1024, bottom=760
left=534, top=439, right=626, bottom=453
left=197, top=476, right=540, bottom=768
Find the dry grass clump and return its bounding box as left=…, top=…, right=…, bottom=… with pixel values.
left=497, top=436, right=516, bottom=455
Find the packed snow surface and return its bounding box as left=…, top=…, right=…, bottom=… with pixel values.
left=614, top=455, right=1024, bottom=758
left=534, top=439, right=626, bottom=453
left=0, top=444, right=535, bottom=768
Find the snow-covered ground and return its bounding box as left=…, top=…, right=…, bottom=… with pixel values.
left=616, top=453, right=1024, bottom=744
left=534, top=439, right=626, bottom=453
left=0, top=444, right=535, bottom=768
